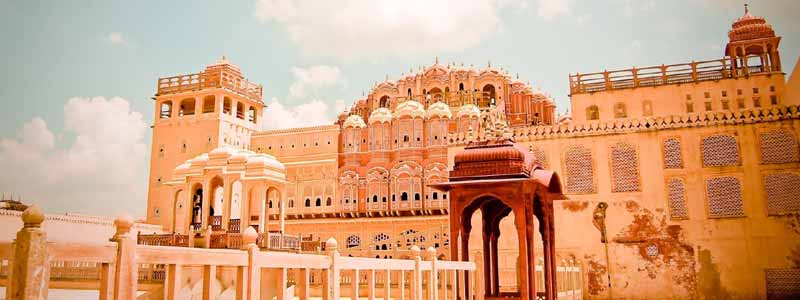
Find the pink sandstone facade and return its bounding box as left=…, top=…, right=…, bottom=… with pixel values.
left=142, top=8, right=800, bottom=300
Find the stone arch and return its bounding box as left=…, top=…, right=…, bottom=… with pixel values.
left=179, top=98, right=196, bottom=116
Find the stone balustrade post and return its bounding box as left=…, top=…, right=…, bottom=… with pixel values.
left=411, top=246, right=422, bottom=300
left=322, top=238, right=340, bottom=300
left=203, top=226, right=213, bottom=249
left=110, top=213, right=138, bottom=300
left=242, top=227, right=260, bottom=300
left=427, top=247, right=438, bottom=300
left=6, top=206, right=49, bottom=300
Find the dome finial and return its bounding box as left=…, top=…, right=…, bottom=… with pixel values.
left=435, top=56, right=439, bottom=64
left=744, top=3, right=749, bottom=14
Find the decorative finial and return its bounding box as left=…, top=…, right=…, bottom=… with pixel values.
left=435, top=56, right=439, bottom=64
left=516, top=73, right=520, bottom=79
left=488, top=61, right=492, bottom=68
left=744, top=3, right=749, bottom=14
left=22, top=205, right=44, bottom=228
left=385, top=74, right=388, bottom=81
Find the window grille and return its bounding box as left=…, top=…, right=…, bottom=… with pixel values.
left=564, top=145, right=595, bottom=194
left=530, top=146, right=548, bottom=168
left=765, top=173, right=800, bottom=215
left=663, top=138, right=683, bottom=169
left=668, top=178, right=688, bottom=219
left=611, top=142, right=640, bottom=192
left=765, top=269, right=800, bottom=300
left=706, top=176, right=744, bottom=218
left=702, top=134, right=739, bottom=167
left=760, top=130, right=799, bottom=164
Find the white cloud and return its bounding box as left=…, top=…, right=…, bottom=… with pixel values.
left=288, top=65, right=344, bottom=99
left=0, top=97, right=148, bottom=217
left=254, top=0, right=527, bottom=60
left=107, top=32, right=126, bottom=45
left=536, top=0, right=573, bottom=20
left=262, top=97, right=333, bottom=130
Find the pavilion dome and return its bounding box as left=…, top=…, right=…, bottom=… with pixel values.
left=246, top=153, right=285, bottom=172
left=728, top=6, right=775, bottom=42
left=343, top=114, right=367, bottom=128
left=393, top=100, right=425, bottom=119
left=426, top=101, right=452, bottom=119
left=369, top=108, right=392, bottom=124
left=456, top=104, right=481, bottom=119
left=451, top=139, right=535, bottom=180
left=424, top=62, right=449, bottom=77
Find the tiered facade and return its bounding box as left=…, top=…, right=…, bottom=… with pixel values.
left=145, top=8, right=800, bottom=300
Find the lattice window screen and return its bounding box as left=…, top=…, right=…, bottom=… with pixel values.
left=564, top=145, right=595, bottom=194
left=760, top=130, right=800, bottom=164
left=766, top=269, right=800, bottom=300
left=702, top=134, right=739, bottom=167
left=765, top=173, right=800, bottom=215
left=530, top=146, right=548, bottom=168
left=611, top=142, right=640, bottom=192
left=668, top=178, right=688, bottom=219
left=663, top=138, right=683, bottom=169
left=706, top=176, right=745, bottom=218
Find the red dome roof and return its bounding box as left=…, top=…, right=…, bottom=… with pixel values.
left=451, top=138, right=535, bottom=180
left=728, top=7, right=775, bottom=42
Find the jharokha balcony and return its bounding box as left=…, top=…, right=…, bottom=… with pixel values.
left=156, top=56, right=263, bottom=102
left=569, top=57, right=781, bottom=95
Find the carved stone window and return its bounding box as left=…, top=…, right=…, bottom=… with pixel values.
left=564, top=145, right=595, bottom=194
left=706, top=176, right=744, bottom=218
left=667, top=178, right=688, bottom=220
left=701, top=134, right=739, bottom=167
left=614, top=102, right=627, bottom=118
left=759, top=130, right=799, bottom=164
left=766, top=268, right=800, bottom=299
left=610, top=142, right=640, bottom=192
left=663, top=138, right=683, bottom=169
left=765, top=172, right=800, bottom=215
left=586, top=105, right=599, bottom=121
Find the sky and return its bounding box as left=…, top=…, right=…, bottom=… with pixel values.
left=0, top=0, right=798, bottom=218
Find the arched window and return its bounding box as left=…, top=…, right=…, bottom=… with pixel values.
left=179, top=98, right=195, bottom=116
left=236, top=102, right=245, bottom=119
left=268, top=200, right=273, bottom=209
left=315, top=198, right=321, bottom=206
left=392, top=195, right=396, bottom=201
left=382, top=196, right=387, bottom=202
left=373, top=195, right=378, bottom=203
left=160, top=101, right=172, bottom=118
left=481, top=84, right=496, bottom=108
left=379, top=96, right=389, bottom=108
left=432, top=192, right=438, bottom=200
left=401, top=192, right=408, bottom=201
left=202, top=96, right=215, bottom=113
left=407, top=88, right=412, bottom=97
left=305, top=198, right=311, bottom=207
left=288, top=199, right=294, bottom=208
left=346, top=235, right=361, bottom=248
left=459, top=83, right=464, bottom=91
left=326, top=197, right=332, bottom=206
left=248, top=107, right=257, bottom=123
left=414, top=193, right=420, bottom=201
left=586, top=105, right=599, bottom=121
left=223, top=97, right=232, bottom=114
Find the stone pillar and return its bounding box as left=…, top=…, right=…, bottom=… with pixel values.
left=411, top=246, right=423, bottom=300
left=111, top=213, right=138, bottom=300
left=323, top=238, right=340, bottom=300
left=427, top=247, right=439, bottom=300
left=242, top=227, right=260, bottom=300
left=7, top=206, right=49, bottom=300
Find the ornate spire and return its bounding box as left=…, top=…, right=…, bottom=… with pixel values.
left=744, top=3, right=749, bottom=14
left=435, top=56, right=439, bottom=64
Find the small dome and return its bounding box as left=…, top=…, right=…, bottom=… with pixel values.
left=343, top=114, right=367, bottom=128
left=451, top=139, right=535, bottom=179
left=424, top=63, right=448, bottom=77
left=376, top=80, right=396, bottom=91
left=426, top=101, right=452, bottom=119
left=393, top=100, right=425, bottom=119
left=246, top=153, right=285, bottom=171
left=456, top=104, right=481, bottom=119
left=728, top=6, right=775, bottom=42
left=557, top=114, right=573, bottom=124
left=369, top=108, right=392, bottom=124
left=229, top=151, right=249, bottom=163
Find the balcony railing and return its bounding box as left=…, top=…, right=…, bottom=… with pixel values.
left=569, top=57, right=779, bottom=95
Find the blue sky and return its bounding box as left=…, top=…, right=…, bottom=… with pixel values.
left=0, top=0, right=798, bottom=217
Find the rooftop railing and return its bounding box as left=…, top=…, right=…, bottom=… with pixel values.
left=569, top=57, right=779, bottom=95
left=156, top=68, right=263, bottom=101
